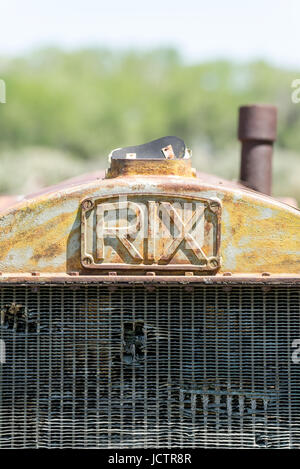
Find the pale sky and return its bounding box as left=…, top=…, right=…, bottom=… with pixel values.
left=1, top=0, right=299, bottom=68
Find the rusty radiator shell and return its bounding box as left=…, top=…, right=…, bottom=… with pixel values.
left=0, top=164, right=298, bottom=277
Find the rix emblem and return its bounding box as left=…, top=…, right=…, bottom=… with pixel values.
left=81, top=194, right=221, bottom=272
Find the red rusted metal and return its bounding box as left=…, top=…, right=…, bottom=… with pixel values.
left=0, top=196, right=20, bottom=210
left=0, top=274, right=299, bottom=285
left=238, top=104, right=277, bottom=195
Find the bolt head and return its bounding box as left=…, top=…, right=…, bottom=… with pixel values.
left=209, top=202, right=220, bottom=213
left=208, top=257, right=219, bottom=269
left=82, top=200, right=93, bottom=210
left=82, top=257, right=92, bottom=266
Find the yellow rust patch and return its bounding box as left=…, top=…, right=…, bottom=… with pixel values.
left=106, top=158, right=195, bottom=178
left=221, top=195, right=300, bottom=273
left=0, top=216, right=70, bottom=272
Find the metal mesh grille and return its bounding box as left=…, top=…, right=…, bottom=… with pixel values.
left=0, top=285, right=299, bottom=448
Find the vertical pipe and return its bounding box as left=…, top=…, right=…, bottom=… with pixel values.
left=238, top=104, right=277, bottom=195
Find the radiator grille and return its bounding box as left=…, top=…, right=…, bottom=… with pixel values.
left=0, top=285, right=299, bottom=448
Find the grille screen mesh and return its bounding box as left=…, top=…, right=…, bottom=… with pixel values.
left=0, top=285, right=299, bottom=448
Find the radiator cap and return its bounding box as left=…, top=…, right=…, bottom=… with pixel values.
left=109, top=136, right=187, bottom=160
left=106, top=136, right=194, bottom=178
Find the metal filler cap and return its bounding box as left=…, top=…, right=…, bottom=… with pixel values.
left=109, top=136, right=188, bottom=160
left=106, top=136, right=195, bottom=178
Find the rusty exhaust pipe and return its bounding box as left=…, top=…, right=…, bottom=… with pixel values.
left=238, top=104, right=277, bottom=195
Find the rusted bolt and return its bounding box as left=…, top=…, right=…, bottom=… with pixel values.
left=69, top=271, right=79, bottom=276
left=82, top=199, right=93, bottom=210
left=31, top=272, right=40, bottom=276
left=82, top=257, right=92, bottom=266
left=262, top=272, right=271, bottom=277
left=208, top=258, right=219, bottom=269
left=209, top=202, right=220, bottom=213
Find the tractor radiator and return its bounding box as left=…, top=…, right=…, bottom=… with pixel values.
left=0, top=284, right=299, bottom=448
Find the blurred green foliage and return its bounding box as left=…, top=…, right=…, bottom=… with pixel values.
left=0, top=48, right=299, bottom=200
